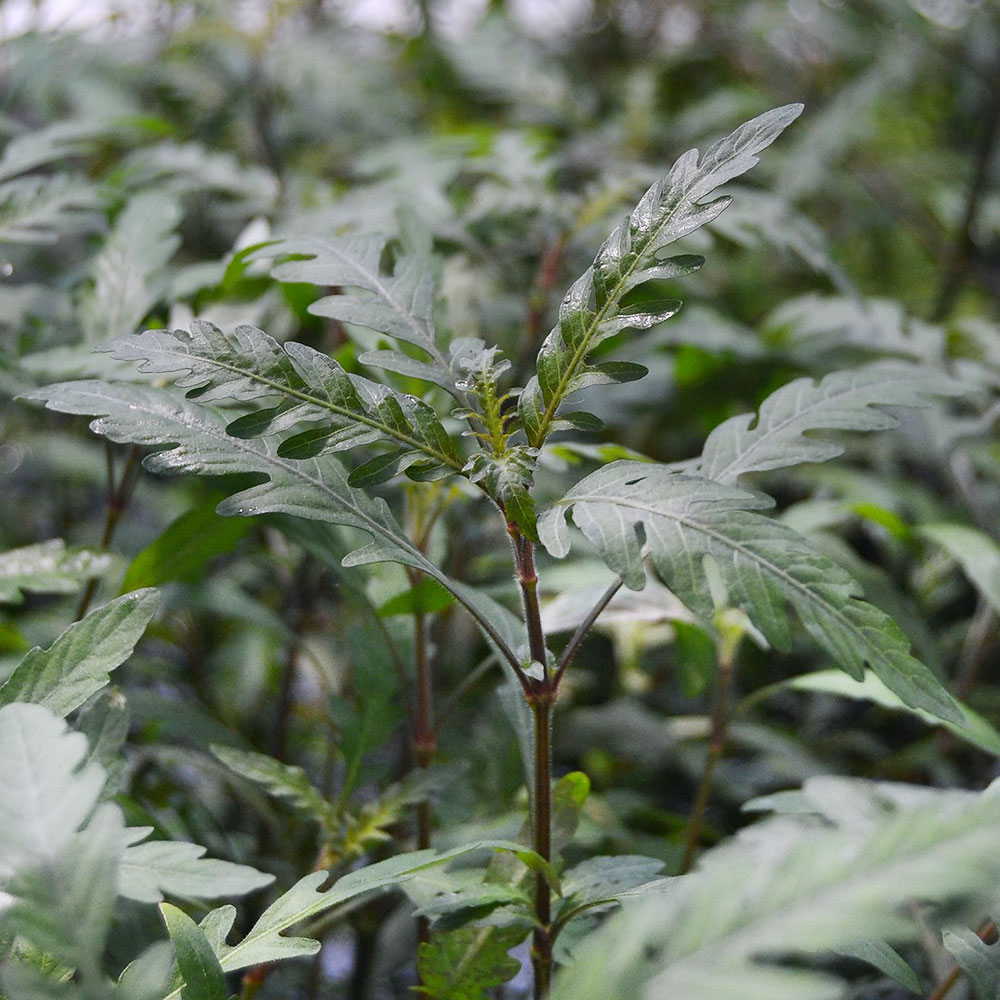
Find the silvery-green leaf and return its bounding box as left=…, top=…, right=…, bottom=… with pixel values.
left=539, top=462, right=960, bottom=723
left=0, top=589, right=159, bottom=716
left=550, top=781, right=1000, bottom=1000
left=523, top=105, right=802, bottom=446
left=26, top=381, right=518, bottom=667
left=0, top=540, right=110, bottom=606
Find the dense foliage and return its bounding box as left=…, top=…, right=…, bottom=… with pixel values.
left=3, top=2, right=1000, bottom=998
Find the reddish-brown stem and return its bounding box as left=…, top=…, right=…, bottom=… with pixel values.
left=681, top=647, right=736, bottom=873
left=553, top=578, right=623, bottom=689
left=406, top=567, right=436, bottom=952
left=507, top=523, right=555, bottom=997
left=76, top=443, right=142, bottom=620
left=530, top=698, right=553, bottom=999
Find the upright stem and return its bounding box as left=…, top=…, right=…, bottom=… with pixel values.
left=530, top=698, right=553, bottom=998
left=76, top=443, right=142, bottom=620
left=408, top=571, right=436, bottom=950
left=508, top=525, right=555, bottom=997
left=681, top=643, right=736, bottom=873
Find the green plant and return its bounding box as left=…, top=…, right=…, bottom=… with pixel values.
left=5, top=3, right=1000, bottom=998
left=3, top=97, right=991, bottom=999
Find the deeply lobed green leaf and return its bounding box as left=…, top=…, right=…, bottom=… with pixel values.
left=105, top=319, right=463, bottom=485
left=520, top=104, right=803, bottom=447
left=539, top=461, right=960, bottom=722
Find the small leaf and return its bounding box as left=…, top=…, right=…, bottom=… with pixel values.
left=0, top=589, right=160, bottom=717
left=160, top=904, right=230, bottom=1000
left=416, top=923, right=529, bottom=1000
left=942, top=924, right=1000, bottom=1000
left=835, top=940, right=920, bottom=994
left=773, top=670, right=1000, bottom=756
left=378, top=577, right=457, bottom=617
left=119, top=828, right=274, bottom=904
left=211, top=744, right=336, bottom=829
left=0, top=539, right=110, bottom=606
left=920, top=523, right=1000, bottom=618
left=556, top=855, right=670, bottom=926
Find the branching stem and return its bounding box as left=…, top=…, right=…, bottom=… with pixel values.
left=553, top=577, right=623, bottom=687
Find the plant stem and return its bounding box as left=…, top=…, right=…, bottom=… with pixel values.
left=680, top=644, right=736, bottom=873
left=932, top=76, right=1000, bottom=322
left=508, top=524, right=555, bottom=997
left=553, top=578, right=623, bottom=687
left=76, top=443, right=142, bottom=619
left=531, top=698, right=553, bottom=999
left=411, top=595, right=435, bottom=950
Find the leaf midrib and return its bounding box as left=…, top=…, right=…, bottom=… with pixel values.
left=562, top=489, right=886, bottom=674
left=157, top=341, right=465, bottom=473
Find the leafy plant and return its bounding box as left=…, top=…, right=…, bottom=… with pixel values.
left=3, top=3, right=1000, bottom=999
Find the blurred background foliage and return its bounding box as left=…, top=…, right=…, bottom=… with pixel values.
left=3, top=0, right=1000, bottom=997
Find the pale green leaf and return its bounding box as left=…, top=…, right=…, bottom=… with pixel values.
left=538, top=462, right=960, bottom=723
left=160, top=842, right=547, bottom=998
left=550, top=780, right=1000, bottom=1000
left=771, top=670, right=1000, bottom=755
left=160, top=904, right=229, bottom=1000
left=79, top=191, right=181, bottom=343
left=0, top=589, right=159, bottom=716
left=920, top=523, right=1000, bottom=618
left=942, top=924, right=1000, bottom=1000
left=687, top=363, right=961, bottom=488
left=0, top=540, right=110, bottom=606
left=258, top=234, right=463, bottom=395
left=0, top=703, right=105, bottom=878
left=119, top=828, right=274, bottom=904
left=834, top=940, right=920, bottom=994
left=555, top=855, right=670, bottom=928
left=211, top=744, right=335, bottom=829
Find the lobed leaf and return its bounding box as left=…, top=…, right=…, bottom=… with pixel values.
left=538, top=461, right=960, bottom=722
left=120, top=828, right=274, bottom=905
left=211, top=744, right=336, bottom=829
left=416, top=923, right=528, bottom=1000
left=942, top=923, right=1000, bottom=1000
left=550, top=780, right=1000, bottom=1000
left=105, top=319, right=464, bottom=483
left=0, top=703, right=105, bottom=880
left=684, top=362, right=961, bottom=489
left=521, top=105, right=802, bottom=447
left=258, top=233, right=466, bottom=396
left=160, top=842, right=547, bottom=998
left=25, top=380, right=519, bottom=667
